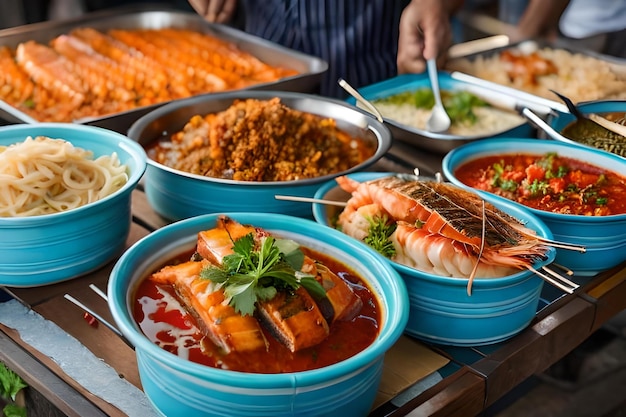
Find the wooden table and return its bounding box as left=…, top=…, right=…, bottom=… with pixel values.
left=2, top=142, right=626, bottom=417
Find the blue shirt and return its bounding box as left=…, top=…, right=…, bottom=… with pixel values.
left=241, top=0, right=410, bottom=98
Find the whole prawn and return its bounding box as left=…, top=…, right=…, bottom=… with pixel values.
left=336, top=175, right=552, bottom=283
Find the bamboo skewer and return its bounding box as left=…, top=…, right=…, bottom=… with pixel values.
left=274, top=195, right=347, bottom=207
left=588, top=113, right=626, bottom=137
left=64, top=287, right=134, bottom=349
left=275, top=194, right=587, bottom=254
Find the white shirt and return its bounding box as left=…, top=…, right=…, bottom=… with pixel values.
left=559, top=0, right=626, bottom=39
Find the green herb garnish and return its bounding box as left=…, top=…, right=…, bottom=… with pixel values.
left=200, top=234, right=326, bottom=316
left=1, top=362, right=28, bottom=417
left=364, top=215, right=397, bottom=258
left=374, top=88, right=488, bottom=125
left=596, top=197, right=608, bottom=205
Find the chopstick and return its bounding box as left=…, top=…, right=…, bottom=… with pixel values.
left=64, top=288, right=134, bottom=349
left=274, top=195, right=347, bottom=207
left=528, top=265, right=579, bottom=294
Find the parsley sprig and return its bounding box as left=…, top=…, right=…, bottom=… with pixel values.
left=200, top=234, right=326, bottom=316
left=364, top=215, right=397, bottom=259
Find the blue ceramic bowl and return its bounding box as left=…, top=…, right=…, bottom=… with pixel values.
left=549, top=99, right=626, bottom=155
left=108, top=212, right=409, bottom=417
left=0, top=124, right=146, bottom=287
left=127, top=90, right=391, bottom=221
left=313, top=172, right=556, bottom=346
left=443, top=138, right=626, bottom=276
left=347, top=73, right=533, bottom=153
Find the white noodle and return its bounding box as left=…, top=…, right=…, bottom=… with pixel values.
left=0, top=136, right=129, bottom=217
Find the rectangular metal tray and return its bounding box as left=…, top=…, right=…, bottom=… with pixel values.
left=445, top=39, right=626, bottom=103
left=0, top=4, right=328, bottom=133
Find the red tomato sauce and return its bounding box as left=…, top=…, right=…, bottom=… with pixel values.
left=132, top=248, right=381, bottom=374
left=453, top=152, right=626, bottom=216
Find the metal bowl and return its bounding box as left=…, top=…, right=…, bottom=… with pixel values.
left=127, top=90, right=391, bottom=221
left=347, top=73, right=534, bottom=154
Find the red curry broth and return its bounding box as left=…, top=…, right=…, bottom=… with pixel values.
left=132, top=247, right=381, bottom=374
left=454, top=152, right=626, bottom=216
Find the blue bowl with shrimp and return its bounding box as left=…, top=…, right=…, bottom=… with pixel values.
left=108, top=212, right=409, bottom=416
left=442, top=138, right=626, bottom=276
left=0, top=123, right=146, bottom=287
left=313, top=172, right=557, bottom=346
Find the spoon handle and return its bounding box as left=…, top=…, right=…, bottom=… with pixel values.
left=427, top=59, right=443, bottom=108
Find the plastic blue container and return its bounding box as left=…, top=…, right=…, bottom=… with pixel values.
left=313, top=172, right=556, bottom=346
left=127, top=90, right=392, bottom=221
left=443, top=138, right=626, bottom=276
left=0, top=124, right=146, bottom=287
left=108, top=213, right=409, bottom=417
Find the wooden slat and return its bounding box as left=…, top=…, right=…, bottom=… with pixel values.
left=398, top=368, right=485, bottom=417
left=475, top=297, right=595, bottom=407
left=0, top=329, right=108, bottom=417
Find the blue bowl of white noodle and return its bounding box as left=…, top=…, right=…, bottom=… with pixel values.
left=0, top=123, right=147, bottom=287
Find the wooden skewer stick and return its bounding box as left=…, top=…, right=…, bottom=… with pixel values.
left=527, top=266, right=577, bottom=294
left=64, top=293, right=134, bottom=349
left=274, top=195, right=348, bottom=207
left=588, top=113, right=626, bottom=137
left=89, top=283, right=108, bottom=301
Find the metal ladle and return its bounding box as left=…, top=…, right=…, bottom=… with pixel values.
left=425, top=58, right=451, bottom=132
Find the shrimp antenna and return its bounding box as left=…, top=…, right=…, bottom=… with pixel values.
left=466, top=200, right=487, bottom=296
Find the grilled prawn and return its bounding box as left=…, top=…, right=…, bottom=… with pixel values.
left=336, top=175, right=551, bottom=279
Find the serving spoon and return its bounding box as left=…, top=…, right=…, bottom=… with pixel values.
left=552, top=90, right=626, bottom=137
left=338, top=78, right=384, bottom=123
left=425, top=58, right=451, bottom=132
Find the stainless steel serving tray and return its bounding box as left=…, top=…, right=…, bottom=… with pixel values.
left=0, top=4, right=328, bottom=133
left=445, top=39, right=626, bottom=103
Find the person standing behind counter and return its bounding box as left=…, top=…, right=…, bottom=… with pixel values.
left=187, top=0, right=463, bottom=98
left=507, top=0, right=626, bottom=58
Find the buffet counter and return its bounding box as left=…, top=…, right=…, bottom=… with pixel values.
left=1, top=143, right=626, bottom=417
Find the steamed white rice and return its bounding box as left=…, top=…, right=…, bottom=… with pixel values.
left=371, top=101, right=524, bottom=137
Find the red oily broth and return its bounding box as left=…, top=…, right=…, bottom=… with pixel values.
left=132, top=247, right=381, bottom=374
left=454, top=153, right=626, bottom=216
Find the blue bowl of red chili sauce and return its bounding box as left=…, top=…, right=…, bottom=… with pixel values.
left=108, top=212, right=408, bottom=417
left=442, top=138, right=626, bottom=276
left=313, top=172, right=557, bottom=346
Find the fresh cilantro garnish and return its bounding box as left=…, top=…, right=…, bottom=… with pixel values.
left=527, top=179, right=550, bottom=197
left=364, top=215, right=397, bottom=259
left=596, top=197, right=608, bottom=205
left=200, top=234, right=326, bottom=316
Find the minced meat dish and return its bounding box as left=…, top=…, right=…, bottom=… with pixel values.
left=148, top=97, right=377, bottom=181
